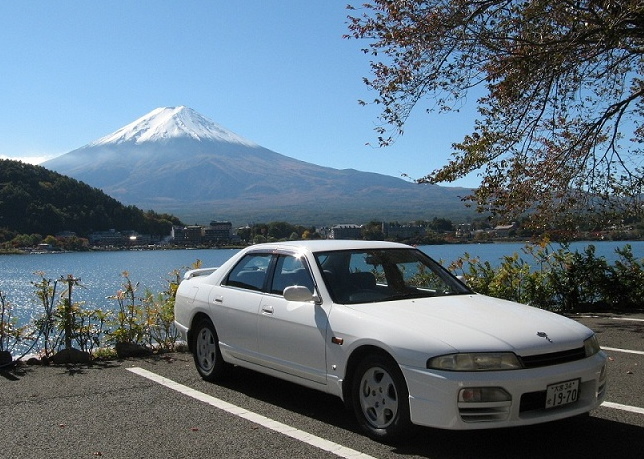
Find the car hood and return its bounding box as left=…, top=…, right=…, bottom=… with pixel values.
left=345, top=294, right=591, bottom=356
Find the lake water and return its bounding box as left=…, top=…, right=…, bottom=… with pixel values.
left=1, top=241, right=642, bottom=325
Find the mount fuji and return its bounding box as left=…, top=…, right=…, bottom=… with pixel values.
left=42, top=106, right=472, bottom=224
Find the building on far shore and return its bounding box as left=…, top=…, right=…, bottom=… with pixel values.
left=203, top=221, right=233, bottom=243
left=491, top=222, right=518, bottom=238
left=330, top=224, right=362, bottom=240
left=89, top=229, right=154, bottom=246
left=172, top=221, right=233, bottom=245
left=381, top=222, right=426, bottom=240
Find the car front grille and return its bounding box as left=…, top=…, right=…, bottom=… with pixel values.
left=519, top=346, right=587, bottom=368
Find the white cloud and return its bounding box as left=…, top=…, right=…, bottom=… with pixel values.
left=0, top=154, right=56, bottom=165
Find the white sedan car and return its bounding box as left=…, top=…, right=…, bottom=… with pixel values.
left=174, top=240, right=607, bottom=442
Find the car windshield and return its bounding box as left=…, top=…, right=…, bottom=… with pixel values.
left=315, top=248, right=472, bottom=304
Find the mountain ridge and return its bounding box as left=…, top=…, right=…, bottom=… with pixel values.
left=42, top=107, right=475, bottom=225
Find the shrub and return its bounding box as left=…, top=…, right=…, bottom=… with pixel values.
left=106, top=272, right=146, bottom=345
left=31, top=273, right=61, bottom=357
left=605, top=245, right=644, bottom=309
left=4, top=261, right=199, bottom=362
left=0, top=290, right=28, bottom=357
left=141, top=289, right=180, bottom=351
left=449, top=242, right=644, bottom=312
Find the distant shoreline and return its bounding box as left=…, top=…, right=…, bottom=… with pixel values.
left=0, top=244, right=248, bottom=256
left=2, top=237, right=642, bottom=256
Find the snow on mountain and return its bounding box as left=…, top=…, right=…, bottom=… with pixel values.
left=89, top=106, right=258, bottom=147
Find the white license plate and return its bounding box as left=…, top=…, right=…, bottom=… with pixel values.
left=546, top=379, right=580, bottom=409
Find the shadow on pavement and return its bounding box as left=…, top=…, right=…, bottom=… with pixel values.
left=395, top=415, right=641, bottom=458
left=213, top=366, right=643, bottom=459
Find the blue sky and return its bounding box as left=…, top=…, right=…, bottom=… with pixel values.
left=0, top=1, right=479, bottom=187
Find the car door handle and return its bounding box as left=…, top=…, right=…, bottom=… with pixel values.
left=213, top=295, right=223, bottom=303
left=261, top=305, right=274, bottom=314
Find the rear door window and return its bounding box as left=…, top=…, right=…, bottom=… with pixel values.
left=223, top=253, right=272, bottom=291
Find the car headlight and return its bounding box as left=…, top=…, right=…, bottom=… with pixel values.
left=427, top=352, right=523, bottom=371
left=584, top=334, right=601, bottom=357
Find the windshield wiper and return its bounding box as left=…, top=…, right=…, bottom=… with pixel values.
left=384, top=290, right=434, bottom=301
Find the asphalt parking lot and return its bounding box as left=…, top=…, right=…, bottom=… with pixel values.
left=1, top=313, right=643, bottom=459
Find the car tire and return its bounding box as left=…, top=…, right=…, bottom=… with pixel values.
left=351, top=354, right=415, bottom=443
left=192, top=318, right=230, bottom=382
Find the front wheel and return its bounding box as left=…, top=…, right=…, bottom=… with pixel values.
left=351, top=354, right=415, bottom=443
left=192, top=318, right=230, bottom=382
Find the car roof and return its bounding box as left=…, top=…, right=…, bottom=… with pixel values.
left=246, top=239, right=412, bottom=253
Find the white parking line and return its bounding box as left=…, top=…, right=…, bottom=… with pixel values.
left=128, top=366, right=644, bottom=449
left=576, top=315, right=644, bottom=323
left=602, top=346, right=644, bottom=356
left=602, top=402, right=644, bottom=415
left=127, top=367, right=376, bottom=459
left=600, top=346, right=644, bottom=415
left=610, top=317, right=644, bottom=322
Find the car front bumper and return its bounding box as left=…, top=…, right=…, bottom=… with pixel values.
left=402, top=351, right=607, bottom=430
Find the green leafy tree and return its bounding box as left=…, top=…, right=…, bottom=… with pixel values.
left=253, top=234, right=267, bottom=244
left=10, top=233, right=41, bottom=248
left=267, top=221, right=297, bottom=240
left=429, top=217, right=454, bottom=233
left=347, top=1, right=644, bottom=228
left=362, top=221, right=385, bottom=240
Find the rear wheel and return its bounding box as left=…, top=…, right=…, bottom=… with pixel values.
left=351, top=354, right=415, bottom=443
left=192, top=318, right=229, bottom=382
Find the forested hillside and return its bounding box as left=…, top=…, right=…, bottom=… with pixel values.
left=0, top=160, right=182, bottom=238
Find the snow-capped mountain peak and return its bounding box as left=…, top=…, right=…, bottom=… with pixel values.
left=89, top=106, right=257, bottom=147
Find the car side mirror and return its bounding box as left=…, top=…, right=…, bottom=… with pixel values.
left=283, top=285, right=317, bottom=303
